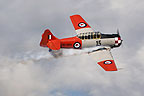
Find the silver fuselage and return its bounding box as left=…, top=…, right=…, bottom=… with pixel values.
left=82, top=38, right=115, bottom=48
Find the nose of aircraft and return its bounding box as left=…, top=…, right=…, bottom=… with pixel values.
left=114, top=36, right=123, bottom=47
left=114, top=29, right=123, bottom=47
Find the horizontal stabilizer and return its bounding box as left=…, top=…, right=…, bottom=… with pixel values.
left=47, top=40, right=61, bottom=50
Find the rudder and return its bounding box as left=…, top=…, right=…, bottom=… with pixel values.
left=40, top=29, right=58, bottom=47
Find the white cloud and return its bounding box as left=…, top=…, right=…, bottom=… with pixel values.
left=1, top=0, right=144, bottom=96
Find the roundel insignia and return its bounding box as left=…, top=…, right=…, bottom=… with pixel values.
left=73, top=42, right=81, bottom=49
left=78, top=22, right=87, bottom=28
left=104, top=60, right=112, bottom=65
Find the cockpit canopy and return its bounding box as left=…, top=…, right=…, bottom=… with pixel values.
left=77, top=32, right=101, bottom=40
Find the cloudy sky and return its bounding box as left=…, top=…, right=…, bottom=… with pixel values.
left=0, top=0, right=144, bottom=96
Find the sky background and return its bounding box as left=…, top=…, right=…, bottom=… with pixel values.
left=0, top=0, right=144, bottom=96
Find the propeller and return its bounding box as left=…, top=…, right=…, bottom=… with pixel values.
left=116, top=28, right=124, bottom=48
left=117, top=28, right=120, bottom=35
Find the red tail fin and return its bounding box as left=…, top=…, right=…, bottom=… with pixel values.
left=40, top=29, right=58, bottom=47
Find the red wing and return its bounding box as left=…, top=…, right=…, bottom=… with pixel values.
left=70, top=15, right=94, bottom=34
left=98, top=60, right=117, bottom=71
left=89, top=48, right=117, bottom=71
left=70, top=15, right=91, bottom=30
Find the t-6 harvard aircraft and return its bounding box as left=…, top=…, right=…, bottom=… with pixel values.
left=40, top=15, right=122, bottom=71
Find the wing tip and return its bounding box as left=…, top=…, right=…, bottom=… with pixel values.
left=98, top=60, right=118, bottom=71
left=70, top=14, right=80, bottom=17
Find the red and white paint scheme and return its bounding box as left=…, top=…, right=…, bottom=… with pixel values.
left=40, top=29, right=82, bottom=50
left=40, top=15, right=123, bottom=71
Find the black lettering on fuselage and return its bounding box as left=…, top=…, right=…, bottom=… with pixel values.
left=96, top=40, right=101, bottom=46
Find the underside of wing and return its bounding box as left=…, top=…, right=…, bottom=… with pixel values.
left=70, top=15, right=94, bottom=34
left=89, top=48, right=117, bottom=71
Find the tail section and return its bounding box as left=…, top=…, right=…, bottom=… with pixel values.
left=40, top=29, right=57, bottom=47
left=40, top=29, right=60, bottom=50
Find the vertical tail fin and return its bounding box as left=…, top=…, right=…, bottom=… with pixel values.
left=40, top=29, right=58, bottom=47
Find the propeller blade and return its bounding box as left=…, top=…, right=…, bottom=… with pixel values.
left=117, top=29, right=120, bottom=35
